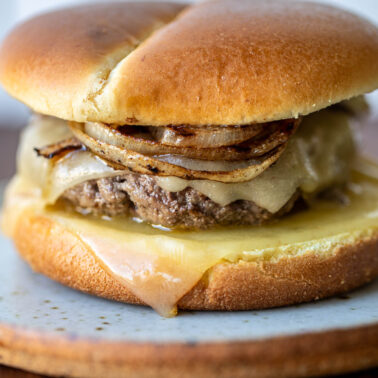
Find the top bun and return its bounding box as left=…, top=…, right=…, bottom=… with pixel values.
left=0, top=0, right=377, bottom=126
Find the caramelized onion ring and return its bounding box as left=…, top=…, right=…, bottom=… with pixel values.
left=34, top=137, right=82, bottom=159
left=70, top=122, right=286, bottom=183
left=84, top=120, right=298, bottom=161
left=148, top=124, right=264, bottom=148
left=240, top=120, right=300, bottom=156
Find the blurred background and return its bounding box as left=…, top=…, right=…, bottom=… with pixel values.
left=0, top=0, right=377, bottom=179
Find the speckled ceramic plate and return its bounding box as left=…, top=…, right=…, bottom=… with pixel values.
left=0, top=180, right=377, bottom=378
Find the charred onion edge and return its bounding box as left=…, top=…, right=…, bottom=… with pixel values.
left=69, top=122, right=287, bottom=183
left=34, top=137, right=83, bottom=160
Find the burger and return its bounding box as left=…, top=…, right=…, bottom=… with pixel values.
left=1, top=0, right=378, bottom=317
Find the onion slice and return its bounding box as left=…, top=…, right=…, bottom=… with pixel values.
left=240, top=120, right=299, bottom=156
left=34, top=137, right=83, bottom=159
left=84, top=119, right=298, bottom=161
left=148, top=123, right=265, bottom=148
left=70, top=122, right=286, bottom=183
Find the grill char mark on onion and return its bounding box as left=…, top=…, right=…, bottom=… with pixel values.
left=34, top=137, right=83, bottom=160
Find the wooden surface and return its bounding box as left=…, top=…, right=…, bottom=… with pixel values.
left=0, top=323, right=377, bottom=378
left=0, top=366, right=370, bottom=378
left=0, top=367, right=370, bottom=378
left=1, top=362, right=377, bottom=378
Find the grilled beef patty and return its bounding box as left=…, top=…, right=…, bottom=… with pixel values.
left=61, top=173, right=299, bottom=229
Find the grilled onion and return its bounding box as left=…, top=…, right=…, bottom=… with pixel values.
left=148, top=124, right=265, bottom=148
left=34, top=137, right=83, bottom=159
left=70, top=122, right=286, bottom=183
left=241, top=120, right=300, bottom=156
left=84, top=119, right=298, bottom=161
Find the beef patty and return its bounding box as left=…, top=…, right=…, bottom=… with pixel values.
left=61, top=173, right=299, bottom=229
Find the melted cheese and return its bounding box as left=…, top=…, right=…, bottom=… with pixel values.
left=3, top=166, right=378, bottom=316
left=156, top=110, right=355, bottom=212
left=18, top=115, right=123, bottom=203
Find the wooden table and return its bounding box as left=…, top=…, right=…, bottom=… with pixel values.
left=1, top=360, right=378, bottom=377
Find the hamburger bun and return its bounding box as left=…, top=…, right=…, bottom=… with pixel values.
left=11, top=209, right=378, bottom=310
left=0, top=1, right=377, bottom=125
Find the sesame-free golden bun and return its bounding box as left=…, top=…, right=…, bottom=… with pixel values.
left=0, top=0, right=377, bottom=126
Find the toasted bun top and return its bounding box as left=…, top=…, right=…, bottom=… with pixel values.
left=0, top=0, right=378, bottom=125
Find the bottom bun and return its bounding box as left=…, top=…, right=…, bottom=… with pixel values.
left=12, top=210, right=378, bottom=311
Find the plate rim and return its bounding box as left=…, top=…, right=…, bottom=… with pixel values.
left=0, top=322, right=377, bottom=377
